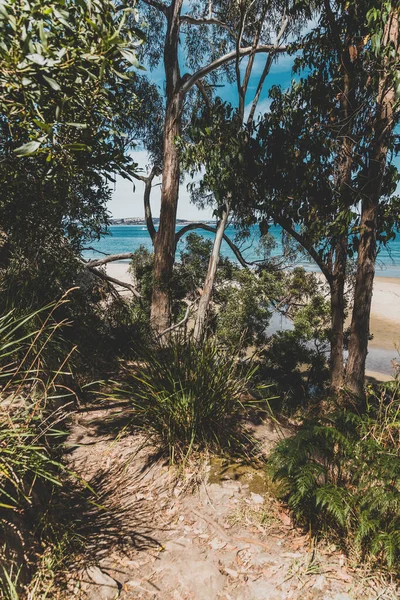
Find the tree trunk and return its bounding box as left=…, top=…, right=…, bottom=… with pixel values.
left=150, top=0, right=183, bottom=332
left=194, top=202, right=230, bottom=341
left=329, top=236, right=347, bottom=393
left=345, top=9, right=398, bottom=398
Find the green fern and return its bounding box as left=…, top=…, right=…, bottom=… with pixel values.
left=269, top=383, right=400, bottom=571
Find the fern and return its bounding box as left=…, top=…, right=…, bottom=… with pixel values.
left=269, top=384, right=400, bottom=571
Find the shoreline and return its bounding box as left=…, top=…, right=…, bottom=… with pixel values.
left=105, top=263, right=400, bottom=380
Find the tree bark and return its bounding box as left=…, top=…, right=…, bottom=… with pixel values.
left=150, top=0, right=183, bottom=332
left=345, top=9, right=398, bottom=398
left=329, top=236, right=347, bottom=394
left=193, top=202, right=230, bottom=341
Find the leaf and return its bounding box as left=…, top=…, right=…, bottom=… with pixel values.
left=26, top=53, right=47, bottom=66
left=120, top=48, right=139, bottom=68
left=42, top=75, right=61, bottom=91
left=14, top=140, right=42, bottom=156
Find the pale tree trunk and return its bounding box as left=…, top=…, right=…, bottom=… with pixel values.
left=193, top=201, right=230, bottom=341
left=329, top=236, right=348, bottom=394
left=346, top=10, right=398, bottom=398
left=150, top=0, right=183, bottom=332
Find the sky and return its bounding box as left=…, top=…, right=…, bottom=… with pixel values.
left=108, top=15, right=297, bottom=221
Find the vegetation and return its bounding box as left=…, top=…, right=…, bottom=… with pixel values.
left=112, top=336, right=259, bottom=463
left=0, top=0, right=399, bottom=595
left=270, top=379, right=400, bottom=570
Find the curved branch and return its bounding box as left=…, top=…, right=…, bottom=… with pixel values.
left=141, top=0, right=168, bottom=16
left=180, top=44, right=288, bottom=96
left=157, top=301, right=194, bottom=338
left=175, top=223, right=249, bottom=268
left=276, top=217, right=333, bottom=285
left=132, top=166, right=159, bottom=243
left=87, top=266, right=142, bottom=302
left=86, top=253, right=136, bottom=267
left=179, top=15, right=237, bottom=40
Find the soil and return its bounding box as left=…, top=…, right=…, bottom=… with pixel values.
left=56, top=403, right=399, bottom=600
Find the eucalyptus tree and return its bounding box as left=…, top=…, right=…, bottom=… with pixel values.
left=346, top=3, right=400, bottom=398
left=225, top=0, right=400, bottom=396
left=0, top=0, right=143, bottom=300
left=135, top=0, right=290, bottom=332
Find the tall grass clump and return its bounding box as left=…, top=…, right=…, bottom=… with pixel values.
left=269, top=379, right=400, bottom=571
left=0, top=296, right=75, bottom=597
left=113, top=336, right=259, bottom=462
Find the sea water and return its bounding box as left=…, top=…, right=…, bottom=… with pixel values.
left=82, top=223, right=400, bottom=277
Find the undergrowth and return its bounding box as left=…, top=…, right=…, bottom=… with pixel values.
left=0, top=295, right=76, bottom=598
left=112, top=335, right=265, bottom=463
left=269, top=380, right=400, bottom=572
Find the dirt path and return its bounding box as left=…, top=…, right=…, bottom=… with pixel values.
left=58, top=405, right=398, bottom=600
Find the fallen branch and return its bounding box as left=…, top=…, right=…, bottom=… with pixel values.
left=86, top=253, right=136, bottom=267
left=87, top=265, right=142, bottom=302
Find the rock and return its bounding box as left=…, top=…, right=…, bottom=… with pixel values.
left=81, top=565, right=120, bottom=600
left=251, top=492, right=264, bottom=504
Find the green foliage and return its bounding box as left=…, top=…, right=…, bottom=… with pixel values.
left=112, top=336, right=259, bottom=463
left=269, top=381, right=400, bottom=570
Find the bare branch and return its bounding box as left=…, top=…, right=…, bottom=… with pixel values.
left=133, top=166, right=159, bottom=242
left=141, top=0, right=168, bottom=16
left=86, top=253, right=136, bottom=267
left=175, top=222, right=249, bottom=268
left=247, top=12, right=289, bottom=127
left=179, top=15, right=237, bottom=40
left=87, top=265, right=143, bottom=302
left=180, top=44, right=288, bottom=95
left=157, top=301, right=195, bottom=338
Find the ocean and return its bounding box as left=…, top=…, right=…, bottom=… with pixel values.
left=83, top=223, right=400, bottom=278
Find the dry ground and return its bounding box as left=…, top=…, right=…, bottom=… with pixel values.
left=53, top=403, right=399, bottom=600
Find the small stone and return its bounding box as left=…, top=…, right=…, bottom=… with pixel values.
left=251, top=493, right=264, bottom=504
left=82, top=566, right=120, bottom=600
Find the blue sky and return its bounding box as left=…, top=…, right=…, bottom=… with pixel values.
left=109, top=28, right=296, bottom=220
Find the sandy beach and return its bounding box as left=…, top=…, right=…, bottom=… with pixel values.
left=106, top=263, right=400, bottom=377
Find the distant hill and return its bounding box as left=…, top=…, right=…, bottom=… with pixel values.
left=109, top=217, right=201, bottom=226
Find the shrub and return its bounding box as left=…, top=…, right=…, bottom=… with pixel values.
left=112, top=336, right=259, bottom=462
left=269, top=381, right=400, bottom=570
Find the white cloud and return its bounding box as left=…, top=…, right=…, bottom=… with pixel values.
left=109, top=150, right=213, bottom=221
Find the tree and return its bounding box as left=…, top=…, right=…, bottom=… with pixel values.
left=346, top=3, right=400, bottom=398
left=134, top=0, right=290, bottom=332
left=0, top=0, right=144, bottom=304
left=228, top=0, right=400, bottom=396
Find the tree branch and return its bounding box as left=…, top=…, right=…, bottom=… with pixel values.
left=157, top=301, right=194, bottom=338
left=179, top=15, right=237, bottom=40
left=180, top=44, right=288, bottom=95
left=276, top=217, right=333, bottom=285
left=87, top=266, right=143, bottom=302
left=86, top=253, right=136, bottom=267
left=141, top=0, right=168, bottom=16
left=175, top=222, right=249, bottom=268
left=133, top=166, right=159, bottom=242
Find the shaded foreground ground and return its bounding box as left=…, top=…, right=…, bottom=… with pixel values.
left=58, top=403, right=399, bottom=600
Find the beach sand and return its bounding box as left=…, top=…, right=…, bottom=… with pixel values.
left=106, top=262, right=400, bottom=378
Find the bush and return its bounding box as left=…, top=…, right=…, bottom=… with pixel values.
left=112, top=336, right=259, bottom=462
left=269, top=381, right=400, bottom=570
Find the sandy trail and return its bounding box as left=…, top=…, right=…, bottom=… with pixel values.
left=57, top=404, right=398, bottom=600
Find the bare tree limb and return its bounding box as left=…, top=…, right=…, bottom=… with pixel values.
left=141, top=0, right=168, bottom=16
left=179, top=15, right=237, bottom=40
left=275, top=217, right=333, bottom=285
left=247, top=12, right=289, bottom=128
left=157, top=301, right=194, bottom=338
left=175, top=222, right=249, bottom=268
left=87, top=265, right=143, bottom=302
left=133, top=166, right=159, bottom=242
left=86, top=253, right=136, bottom=267
left=180, top=44, right=288, bottom=95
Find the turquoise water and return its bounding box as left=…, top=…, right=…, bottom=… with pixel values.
left=83, top=223, right=400, bottom=277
